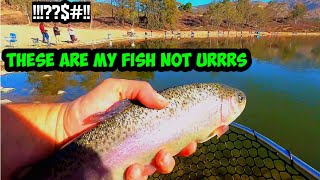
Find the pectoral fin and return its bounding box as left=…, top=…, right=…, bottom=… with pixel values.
left=216, top=125, right=229, bottom=138
left=198, top=125, right=230, bottom=143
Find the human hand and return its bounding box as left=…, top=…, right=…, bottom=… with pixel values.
left=63, top=78, right=198, bottom=179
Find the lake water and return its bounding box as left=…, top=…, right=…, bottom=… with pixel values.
left=1, top=36, right=320, bottom=171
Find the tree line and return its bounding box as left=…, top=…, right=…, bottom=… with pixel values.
left=104, top=0, right=309, bottom=30
left=204, top=0, right=308, bottom=31
left=3, top=0, right=309, bottom=30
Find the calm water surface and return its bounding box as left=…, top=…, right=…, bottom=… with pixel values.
left=1, top=36, right=320, bottom=170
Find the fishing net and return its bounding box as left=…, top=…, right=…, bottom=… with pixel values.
left=150, top=123, right=318, bottom=180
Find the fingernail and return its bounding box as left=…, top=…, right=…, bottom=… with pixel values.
left=162, top=152, right=171, bottom=165
left=156, top=93, right=168, bottom=104
left=130, top=166, right=142, bottom=179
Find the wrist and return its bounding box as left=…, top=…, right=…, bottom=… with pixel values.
left=48, top=102, right=71, bottom=150
left=61, top=97, right=82, bottom=138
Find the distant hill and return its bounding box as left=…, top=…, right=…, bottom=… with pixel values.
left=193, top=1, right=268, bottom=10
left=274, top=0, right=320, bottom=11
left=194, top=4, right=209, bottom=9
left=193, top=0, right=320, bottom=11
left=307, top=9, right=320, bottom=19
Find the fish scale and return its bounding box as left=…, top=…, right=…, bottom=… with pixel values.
left=17, top=83, right=246, bottom=180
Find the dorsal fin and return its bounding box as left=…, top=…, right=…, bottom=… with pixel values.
left=83, top=99, right=133, bottom=125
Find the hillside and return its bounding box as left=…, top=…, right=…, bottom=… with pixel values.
left=275, top=0, right=320, bottom=10
left=1, top=1, right=320, bottom=32
left=194, top=0, right=320, bottom=10
left=307, top=9, right=320, bottom=19
left=193, top=1, right=269, bottom=13
left=193, top=0, right=319, bottom=20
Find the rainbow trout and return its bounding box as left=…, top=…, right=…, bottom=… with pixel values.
left=18, top=83, right=246, bottom=180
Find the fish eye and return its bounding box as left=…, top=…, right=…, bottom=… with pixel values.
left=237, top=92, right=245, bottom=103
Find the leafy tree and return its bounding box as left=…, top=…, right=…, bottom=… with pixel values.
left=114, top=0, right=130, bottom=26
left=163, top=0, right=180, bottom=28
left=204, top=3, right=224, bottom=29
left=221, top=1, right=237, bottom=30
left=236, top=0, right=251, bottom=27
left=90, top=0, right=102, bottom=29
left=250, top=4, right=269, bottom=30
left=185, top=2, right=192, bottom=11
left=142, top=0, right=163, bottom=29
left=205, top=1, right=240, bottom=30
left=179, top=2, right=192, bottom=12
left=291, top=3, right=307, bottom=24
left=137, top=0, right=179, bottom=29
left=139, top=0, right=149, bottom=17
left=128, top=0, right=138, bottom=26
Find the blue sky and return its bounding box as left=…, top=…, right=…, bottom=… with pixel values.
left=178, top=0, right=271, bottom=6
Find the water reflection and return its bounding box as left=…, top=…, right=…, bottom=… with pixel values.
left=24, top=72, right=77, bottom=102
left=3, top=36, right=319, bottom=102
left=132, top=36, right=320, bottom=67
left=27, top=72, right=77, bottom=96
left=1, top=36, right=320, bottom=170
left=110, top=71, right=154, bottom=81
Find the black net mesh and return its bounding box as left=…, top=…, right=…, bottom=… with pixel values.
left=149, top=125, right=317, bottom=180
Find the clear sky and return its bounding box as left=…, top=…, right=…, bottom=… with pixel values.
left=178, top=0, right=271, bottom=6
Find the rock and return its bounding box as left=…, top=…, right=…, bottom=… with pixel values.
left=30, top=88, right=38, bottom=93
left=22, top=88, right=29, bottom=92
left=1, top=99, right=12, bottom=104
left=1, top=87, right=15, bottom=94
left=42, top=74, right=52, bottom=78
left=57, top=90, right=66, bottom=95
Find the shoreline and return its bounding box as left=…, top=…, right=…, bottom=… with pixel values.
left=2, top=25, right=320, bottom=50
left=1, top=24, right=320, bottom=76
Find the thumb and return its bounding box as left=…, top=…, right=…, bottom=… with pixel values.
left=84, top=78, right=169, bottom=114
left=65, top=79, right=169, bottom=137
left=119, top=80, right=169, bottom=110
